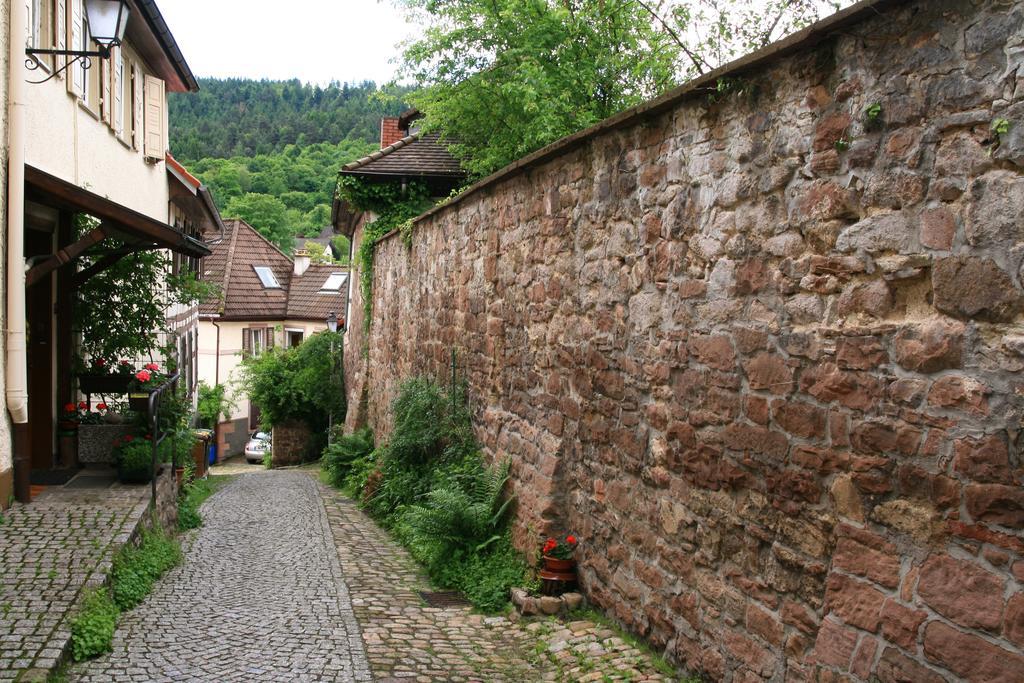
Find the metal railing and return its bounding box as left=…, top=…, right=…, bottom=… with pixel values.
left=147, top=372, right=180, bottom=508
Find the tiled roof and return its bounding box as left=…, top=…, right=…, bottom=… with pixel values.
left=340, top=132, right=465, bottom=178
left=200, top=219, right=347, bottom=322
left=287, top=264, right=348, bottom=322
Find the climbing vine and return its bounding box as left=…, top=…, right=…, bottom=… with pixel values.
left=335, top=176, right=433, bottom=331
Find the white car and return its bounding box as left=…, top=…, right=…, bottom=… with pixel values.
left=244, top=431, right=271, bottom=464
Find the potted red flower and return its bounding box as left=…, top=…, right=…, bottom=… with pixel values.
left=78, top=357, right=133, bottom=395
left=128, top=363, right=166, bottom=412
left=541, top=534, right=579, bottom=572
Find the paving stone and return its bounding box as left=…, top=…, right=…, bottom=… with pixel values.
left=0, top=483, right=149, bottom=679
left=69, top=471, right=371, bottom=682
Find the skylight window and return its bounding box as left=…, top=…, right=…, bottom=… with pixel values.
left=320, top=272, right=347, bottom=292
left=254, top=266, right=281, bottom=289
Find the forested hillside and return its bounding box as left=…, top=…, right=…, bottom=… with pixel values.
left=169, top=79, right=410, bottom=252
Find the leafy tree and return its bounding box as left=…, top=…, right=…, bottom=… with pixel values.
left=398, top=0, right=848, bottom=178
left=399, top=0, right=680, bottom=178
left=224, top=193, right=292, bottom=253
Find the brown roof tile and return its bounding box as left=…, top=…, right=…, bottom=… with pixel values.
left=340, top=132, right=465, bottom=178
left=287, top=264, right=349, bottom=323
left=201, top=219, right=347, bottom=322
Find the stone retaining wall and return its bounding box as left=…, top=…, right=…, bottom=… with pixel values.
left=352, top=1, right=1024, bottom=680
left=272, top=420, right=313, bottom=466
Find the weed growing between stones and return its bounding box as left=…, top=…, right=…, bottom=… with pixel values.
left=324, top=376, right=534, bottom=612
left=178, top=475, right=233, bottom=531
left=69, top=589, right=118, bottom=661
left=69, top=529, right=182, bottom=661
left=111, top=529, right=182, bottom=611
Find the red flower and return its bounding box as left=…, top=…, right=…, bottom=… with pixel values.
left=96, top=403, right=107, bottom=410
left=77, top=401, right=87, bottom=410
left=566, top=535, right=577, bottom=545
left=95, top=358, right=106, bottom=367
left=120, top=360, right=131, bottom=366
left=124, top=435, right=134, bottom=442
left=64, top=402, right=76, bottom=413
left=144, top=363, right=159, bottom=371
left=542, top=538, right=557, bottom=554
left=135, top=370, right=151, bottom=383
left=144, top=434, right=152, bottom=440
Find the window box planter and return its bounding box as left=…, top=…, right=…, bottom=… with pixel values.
left=78, top=424, right=135, bottom=464
left=78, top=374, right=132, bottom=395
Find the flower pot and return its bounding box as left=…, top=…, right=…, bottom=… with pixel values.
left=175, top=466, right=186, bottom=487
left=78, top=374, right=132, bottom=395
left=58, top=420, right=79, bottom=435
left=128, top=391, right=154, bottom=413
left=542, top=556, right=576, bottom=573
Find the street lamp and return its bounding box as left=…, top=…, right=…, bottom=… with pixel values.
left=326, top=311, right=339, bottom=333
left=26, top=0, right=131, bottom=83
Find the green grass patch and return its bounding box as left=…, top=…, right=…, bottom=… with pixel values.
left=69, top=589, right=118, bottom=661
left=71, top=527, right=185, bottom=661
left=110, top=529, right=182, bottom=611
left=178, top=475, right=233, bottom=531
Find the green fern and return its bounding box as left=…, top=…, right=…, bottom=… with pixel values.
left=401, top=460, right=514, bottom=569
left=322, top=427, right=375, bottom=487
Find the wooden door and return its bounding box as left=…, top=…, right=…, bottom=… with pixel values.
left=26, top=228, right=55, bottom=470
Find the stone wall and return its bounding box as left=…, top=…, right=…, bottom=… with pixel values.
left=271, top=420, right=313, bottom=467
left=354, top=1, right=1024, bottom=680
left=153, top=466, right=178, bottom=533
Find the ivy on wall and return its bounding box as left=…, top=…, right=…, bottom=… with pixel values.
left=335, top=176, right=433, bottom=332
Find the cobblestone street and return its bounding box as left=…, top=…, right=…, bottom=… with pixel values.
left=70, top=471, right=371, bottom=682
left=0, top=483, right=150, bottom=681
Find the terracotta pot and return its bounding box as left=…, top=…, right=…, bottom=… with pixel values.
left=175, top=466, right=186, bottom=487
left=542, top=556, right=576, bottom=573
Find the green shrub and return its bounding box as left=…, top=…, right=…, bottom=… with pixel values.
left=115, top=438, right=152, bottom=483
left=110, top=529, right=182, bottom=611
left=400, top=459, right=512, bottom=572
left=358, top=376, right=533, bottom=612
left=322, top=427, right=375, bottom=488
left=453, top=538, right=535, bottom=613
left=70, top=589, right=118, bottom=661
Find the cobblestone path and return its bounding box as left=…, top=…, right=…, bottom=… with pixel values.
left=318, top=480, right=544, bottom=682
left=71, top=471, right=371, bottom=682
left=0, top=484, right=149, bottom=681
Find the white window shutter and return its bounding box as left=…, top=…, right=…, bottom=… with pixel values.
left=101, top=52, right=111, bottom=124
left=113, top=48, right=123, bottom=136
left=132, top=64, right=144, bottom=149
left=25, top=0, right=33, bottom=47
left=68, top=0, right=82, bottom=96
left=143, top=74, right=165, bottom=160
left=55, top=0, right=66, bottom=73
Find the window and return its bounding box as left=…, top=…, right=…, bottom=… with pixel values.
left=286, top=329, right=304, bottom=348
left=253, top=266, right=281, bottom=289
left=242, top=327, right=275, bottom=358
left=320, top=272, right=347, bottom=292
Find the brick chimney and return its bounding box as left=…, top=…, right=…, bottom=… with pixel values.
left=293, top=249, right=311, bottom=276
left=380, top=117, right=403, bottom=148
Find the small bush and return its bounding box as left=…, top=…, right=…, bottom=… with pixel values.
left=178, top=476, right=227, bottom=531
left=352, top=376, right=533, bottom=612
left=70, top=589, right=118, bottom=661
left=110, top=529, right=182, bottom=611
left=322, top=427, right=374, bottom=488
left=400, top=459, right=512, bottom=572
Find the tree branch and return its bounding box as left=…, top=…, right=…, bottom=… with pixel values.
left=634, top=0, right=711, bottom=74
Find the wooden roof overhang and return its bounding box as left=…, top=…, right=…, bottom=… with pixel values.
left=24, top=165, right=211, bottom=288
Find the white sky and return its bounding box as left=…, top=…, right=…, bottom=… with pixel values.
left=158, top=0, right=419, bottom=85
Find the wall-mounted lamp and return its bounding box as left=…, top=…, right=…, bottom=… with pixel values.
left=26, top=0, right=130, bottom=84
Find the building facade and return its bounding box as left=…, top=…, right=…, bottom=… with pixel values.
left=3, top=0, right=216, bottom=504
left=197, top=219, right=347, bottom=459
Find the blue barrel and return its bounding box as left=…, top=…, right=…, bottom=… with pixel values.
left=207, top=442, right=216, bottom=465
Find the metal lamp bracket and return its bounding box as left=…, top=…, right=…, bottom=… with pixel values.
left=25, top=46, right=111, bottom=85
